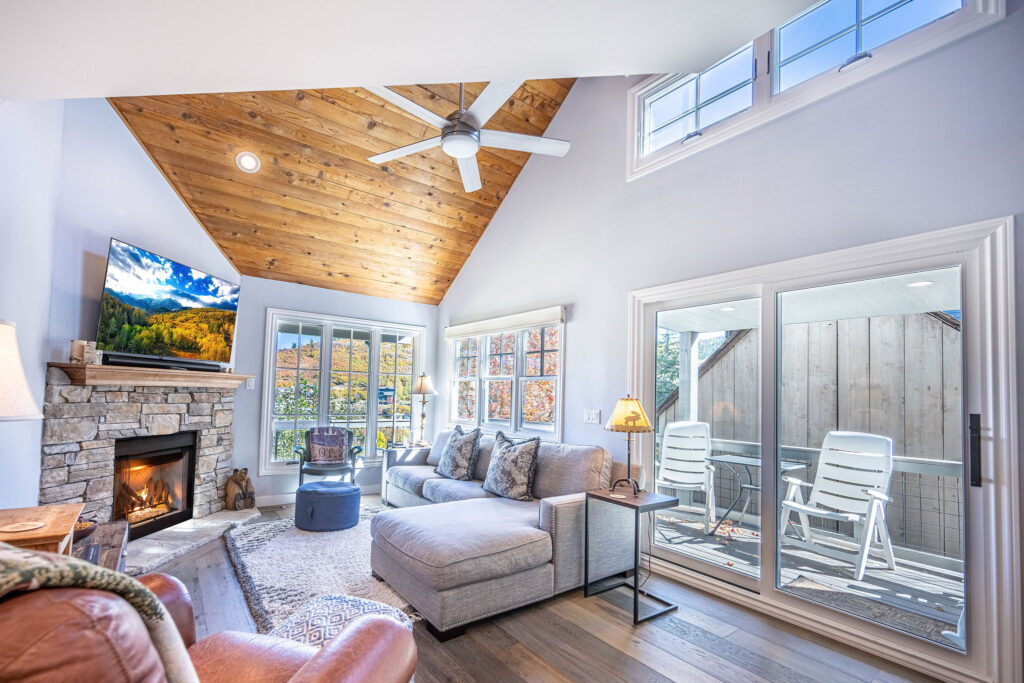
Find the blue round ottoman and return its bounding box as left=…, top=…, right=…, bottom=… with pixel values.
left=295, top=481, right=360, bottom=532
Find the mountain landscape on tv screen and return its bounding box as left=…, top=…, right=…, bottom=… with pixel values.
left=96, top=240, right=239, bottom=362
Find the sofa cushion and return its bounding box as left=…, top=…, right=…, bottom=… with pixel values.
left=421, top=478, right=496, bottom=504
left=472, top=434, right=497, bottom=481
left=387, top=465, right=441, bottom=497
left=434, top=426, right=481, bottom=481
left=483, top=432, right=541, bottom=501
left=532, top=443, right=612, bottom=498
left=370, top=498, right=550, bottom=590
left=426, top=429, right=453, bottom=466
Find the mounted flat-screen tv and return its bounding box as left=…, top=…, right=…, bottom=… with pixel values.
left=96, top=239, right=239, bottom=364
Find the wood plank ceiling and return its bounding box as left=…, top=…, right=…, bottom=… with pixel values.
left=109, top=80, right=575, bottom=305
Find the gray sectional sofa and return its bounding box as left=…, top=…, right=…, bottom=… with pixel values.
left=371, top=429, right=639, bottom=638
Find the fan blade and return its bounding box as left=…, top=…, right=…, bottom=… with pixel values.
left=464, top=81, right=522, bottom=128
left=479, top=130, right=570, bottom=157
left=365, top=86, right=449, bottom=129
left=457, top=156, right=482, bottom=193
left=368, top=136, right=441, bottom=163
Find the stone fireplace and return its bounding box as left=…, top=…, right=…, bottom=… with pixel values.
left=39, top=366, right=240, bottom=524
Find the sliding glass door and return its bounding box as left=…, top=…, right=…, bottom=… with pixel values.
left=775, top=266, right=966, bottom=651
left=651, top=297, right=762, bottom=586
left=634, top=219, right=1021, bottom=680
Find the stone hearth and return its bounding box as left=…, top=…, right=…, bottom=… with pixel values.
left=39, top=367, right=237, bottom=520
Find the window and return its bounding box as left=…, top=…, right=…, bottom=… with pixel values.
left=628, top=0, right=1002, bottom=179
left=446, top=307, right=564, bottom=440
left=776, top=0, right=963, bottom=91
left=260, top=309, right=424, bottom=476
left=642, top=45, right=754, bottom=155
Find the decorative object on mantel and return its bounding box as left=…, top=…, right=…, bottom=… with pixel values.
left=411, top=372, right=437, bottom=446
left=47, top=362, right=252, bottom=389
left=0, top=320, right=43, bottom=421
left=69, top=340, right=101, bottom=364
left=0, top=503, right=83, bottom=554
left=225, top=468, right=256, bottom=511
left=604, top=395, right=653, bottom=497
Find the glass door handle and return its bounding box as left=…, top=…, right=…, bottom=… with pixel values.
left=969, top=413, right=981, bottom=487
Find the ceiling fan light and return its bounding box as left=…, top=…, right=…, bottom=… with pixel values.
left=441, top=131, right=480, bottom=159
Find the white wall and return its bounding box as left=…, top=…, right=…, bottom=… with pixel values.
left=232, top=275, right=439, bottom=500
left=436, top=6, right=1024, bottom=458
left=0, top=100, right=65, bottom=508
left=47, top=98, right=237, bottom=357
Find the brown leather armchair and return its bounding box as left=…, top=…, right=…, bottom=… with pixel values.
left=0, top=572, right=417, bottom=683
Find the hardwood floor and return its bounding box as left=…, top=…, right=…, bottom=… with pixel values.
left=156, top=507, right=935, bottom=682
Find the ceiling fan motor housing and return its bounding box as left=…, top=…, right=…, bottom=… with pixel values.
left=441, top=111, right=481, bottom=159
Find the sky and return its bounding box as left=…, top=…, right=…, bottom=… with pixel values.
left=103, top=239, right=240, bottom=311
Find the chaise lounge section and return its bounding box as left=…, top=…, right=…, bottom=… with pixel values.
left=372, top=431, right=638, bottom=638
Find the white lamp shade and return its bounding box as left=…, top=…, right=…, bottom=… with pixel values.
left=411, top=373, right=437, bottom=395
left=0, top=321, right=42, bottom=420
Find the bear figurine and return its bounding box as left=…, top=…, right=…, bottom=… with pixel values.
left=225, top=468, right=256, bottom=511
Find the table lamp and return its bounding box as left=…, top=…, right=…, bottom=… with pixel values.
left=604, top=394, right=652, bottom=498
left=411, top=372, right=437, bottom=446
left=0, top=320, right=46, bottom=532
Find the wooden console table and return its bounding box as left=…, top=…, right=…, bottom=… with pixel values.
left=73, top=520, right=130, bottom=572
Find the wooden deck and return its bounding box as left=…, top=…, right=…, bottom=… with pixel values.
left=654, top=510, right=964, bottom=648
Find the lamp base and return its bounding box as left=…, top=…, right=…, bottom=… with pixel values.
left=609, top=477, right=641, bottom=496
left=414, top=440, right=430, bottom=447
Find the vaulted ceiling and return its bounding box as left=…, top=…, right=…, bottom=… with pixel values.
left=110, top=80, right=575, bottom=305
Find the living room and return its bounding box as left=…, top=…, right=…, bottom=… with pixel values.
left=0, top=1, right=1021, bottom=682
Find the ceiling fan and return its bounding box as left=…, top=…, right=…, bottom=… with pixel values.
left=366, top=81, right=570, bottom=193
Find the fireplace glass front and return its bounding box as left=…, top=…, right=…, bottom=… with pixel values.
left=113, top=431, right=196, bottom=539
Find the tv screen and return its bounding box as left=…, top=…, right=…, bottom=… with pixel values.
left=96, top=239, right=240, bottom=363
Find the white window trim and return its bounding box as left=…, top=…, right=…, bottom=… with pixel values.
left=627, top=216, right=1019, bottom=682
left=445, top=306, right=566, bottom=442
left=627, top=0, right=1005, bottom=181
left=258, top=307, right=425, bottom=477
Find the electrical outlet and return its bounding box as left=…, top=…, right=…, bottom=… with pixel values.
left=583, top=409, right=601, bottom=424
left=245, top=377, right=255, bottom=390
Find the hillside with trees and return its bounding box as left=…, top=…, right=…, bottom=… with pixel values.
left=96, top=292, right=235, bottom=361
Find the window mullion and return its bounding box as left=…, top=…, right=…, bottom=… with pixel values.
left=367, top=329, right=381, bottom=460
left=318, top=324, right=331, bottom=427
left=753, top=30, right=773, bottom=108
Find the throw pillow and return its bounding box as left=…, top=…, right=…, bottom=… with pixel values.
left=434, top=425, right=481, bottom=480
left=482, top=431, right=541, bottom=501
left=308, top=427, right=348, bottom=464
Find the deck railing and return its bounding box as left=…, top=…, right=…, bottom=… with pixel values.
left=654, top=435, right=966, bottom=563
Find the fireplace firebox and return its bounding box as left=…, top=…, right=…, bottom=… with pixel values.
left=113, top=431, right=196, bottom=540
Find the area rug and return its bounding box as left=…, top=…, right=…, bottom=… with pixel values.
left=225, top=502, right=415, bottom=634
left=783, top=575, right=957, bottom=644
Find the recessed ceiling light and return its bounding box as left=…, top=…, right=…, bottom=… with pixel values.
left=720, top=306, right=736, bottom=312
left=235, top=151, right=261, bottom=173
left=908, top=280, right=934, bottom=288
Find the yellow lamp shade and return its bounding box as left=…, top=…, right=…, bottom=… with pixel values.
left=0, top=321, right=42, bottom=421
left=604, top=395, right=652, bottom=433
left=411, top=372, right=437, bottom=395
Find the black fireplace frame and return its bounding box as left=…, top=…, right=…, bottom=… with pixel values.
left=113, top=431, right=197, bottom=540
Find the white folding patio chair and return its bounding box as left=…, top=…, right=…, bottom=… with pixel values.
left=780, top=431, right=897, bottom=581
left=656, top=421, right=715, bottom=531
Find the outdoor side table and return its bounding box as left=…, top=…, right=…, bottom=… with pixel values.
left=584, top=488, right=679, bottom=625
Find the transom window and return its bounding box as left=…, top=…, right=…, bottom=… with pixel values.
left=776, top=0, right=963, bottom=91
left=643, top=44, right=754, bottom=155
left=446, top=307, right=565, bottom=440
left=628, top=0, right=999, bottom=179
left=260, top=309, right=424, bottom=476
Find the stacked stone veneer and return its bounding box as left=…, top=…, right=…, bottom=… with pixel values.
left=39, top=367, right=237, bottom=520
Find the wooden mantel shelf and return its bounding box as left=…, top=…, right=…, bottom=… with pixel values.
left=48, top=363, right=252, bottom=389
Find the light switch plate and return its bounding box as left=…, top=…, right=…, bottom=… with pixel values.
left=583, top=409, right=601, bottom=424
left=245, top=377, right=255, bottom=390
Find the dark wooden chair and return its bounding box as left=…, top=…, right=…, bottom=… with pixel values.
left=294, top=426, right=363, bottom=486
